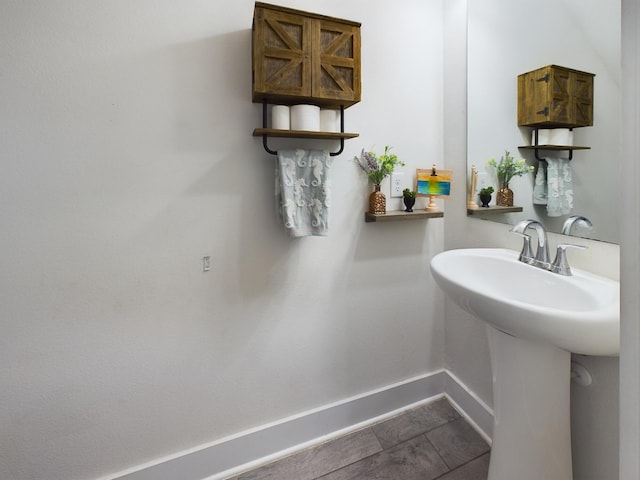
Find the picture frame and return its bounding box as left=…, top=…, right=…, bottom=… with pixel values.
left=416, top=166, right=453, bottom=197
left=416, top=166, right=453, bottom=211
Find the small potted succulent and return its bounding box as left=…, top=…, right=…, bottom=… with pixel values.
left=402, top=188, right=417, bottom=212
left=479, top=186, right=494, bottom=208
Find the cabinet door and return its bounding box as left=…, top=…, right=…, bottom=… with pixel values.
left=547, top=68, right=594, bottom=127
left=572, top=71, right=594, bottom=126
left=253, top=7, right=312, bottom=101
left=548, top=67, right=573, bottom=125
left=311, top=19, right=361, bottom=104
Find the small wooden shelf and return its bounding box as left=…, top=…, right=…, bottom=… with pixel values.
left=519, top=144, right=590, bottom=161
left=519, top=145, right=590, bottom=151
left=365, top=210, right=444, bottom=223
left=467, top=205, right=523, bottom=215
left=253, top=128, right=359, bottom=140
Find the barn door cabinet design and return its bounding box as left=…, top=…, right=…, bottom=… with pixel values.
left=252, top=2, right=361, bottom=155
left=518, top=65, right=594, bottom=160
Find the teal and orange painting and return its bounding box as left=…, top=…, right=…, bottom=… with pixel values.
left=417, top=168, right=452, bottom=197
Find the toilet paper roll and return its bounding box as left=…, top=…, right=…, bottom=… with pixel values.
left=532, top=129, right=551, bottom=145
left=320, top=109, right=340, bottom=132
left=271, top=105, right=290, bottom=130
left=290, top=104, right=320, bottom=131
left=549, top=128, right=573, bottom=146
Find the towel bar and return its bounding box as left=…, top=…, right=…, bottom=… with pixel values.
left=536, top=150, right=573, bottom=161
left=521, top=128, right=592, bottom=161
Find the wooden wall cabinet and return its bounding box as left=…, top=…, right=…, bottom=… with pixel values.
left=252, top=2, right=361, bottom=108
left=518, top=65, right=594, bottom=128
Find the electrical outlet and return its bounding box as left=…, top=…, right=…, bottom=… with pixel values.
left=476, top=172, right=489, bottom=193
left=391, top=172, right=405, bottom=197
left=202, top=256, right=211, bottom=272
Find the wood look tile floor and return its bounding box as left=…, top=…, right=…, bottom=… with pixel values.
left=226, top=398, right=490, bottom=480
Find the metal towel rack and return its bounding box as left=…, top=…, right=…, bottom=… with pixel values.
left=260, top=101, right=345, bottom=157
left=531, top=128, right=574, bottom=161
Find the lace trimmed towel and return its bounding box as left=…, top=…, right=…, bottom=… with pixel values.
left=275, top=149, right=331, bottom=237
left=545, top=156, right=573, bottom=217
left=533, top=162, right=548, bottom=205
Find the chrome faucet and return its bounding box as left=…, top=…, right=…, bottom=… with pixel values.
left=510, top=219, right=550, bottom=268
left=561, top=215, right=593, bottom=236
left=511, top=219, right=588, bottom=275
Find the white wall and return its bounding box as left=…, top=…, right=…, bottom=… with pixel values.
left=443, top=1, right=621, bottom=478
left=0, top=1, right=446, bottom=479
left=619, top=0, right=640, bottom=477
left=1, top=1, right=626, bottom=479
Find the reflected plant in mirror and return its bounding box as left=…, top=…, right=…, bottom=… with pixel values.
left=479, top=186, right=494, bottom=207
left=487, top=151, right=534, bottom=207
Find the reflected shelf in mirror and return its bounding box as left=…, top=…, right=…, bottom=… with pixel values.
left=468, top=205, right=523, bottom=215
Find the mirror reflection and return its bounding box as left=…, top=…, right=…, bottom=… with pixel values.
left=466, top=0, right=621, bottom=244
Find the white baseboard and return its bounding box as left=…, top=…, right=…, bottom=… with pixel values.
left=444, top=370, right=494, bottom=445
left=108, top=369, right=492, bottom=480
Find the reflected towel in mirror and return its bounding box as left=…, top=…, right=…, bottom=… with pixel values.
left=533, top=162, right=547, bottom=205
left=545, top=157, right=573, bottom=217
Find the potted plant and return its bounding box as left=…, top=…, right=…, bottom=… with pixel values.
left=354, top=146, right=405, bottom=214
left=479, top=186, right=494, bottom=207
left=402, top=188, right=416, bottom=212
left=487, top=150, right=534, bottom=206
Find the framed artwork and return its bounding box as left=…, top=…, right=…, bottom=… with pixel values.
left=416, top=166, right=453, bottom=211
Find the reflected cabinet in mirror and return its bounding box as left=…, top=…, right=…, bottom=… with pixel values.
left=466, top=0, right=621, bottom=244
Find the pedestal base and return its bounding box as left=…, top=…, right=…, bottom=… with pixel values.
left=486, top=326, right=573, bottom=480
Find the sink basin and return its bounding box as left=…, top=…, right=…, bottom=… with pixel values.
left=431, top=248, right=620, bottom=480
left=430, top=248, right=619, bottom=356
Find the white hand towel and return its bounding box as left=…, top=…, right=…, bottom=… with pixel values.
left=533, top=163, right=547, bottom=204
left=545, top=157, right=573, bottom=217
left=275, top=149, right=331, bottom=237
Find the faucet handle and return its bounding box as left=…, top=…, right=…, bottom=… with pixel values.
left=511, top=231, right=535, bottom=264
left=550, top=243, right=588, bottom=276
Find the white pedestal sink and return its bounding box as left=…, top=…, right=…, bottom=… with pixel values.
left=430, top=248, right=619, bottom=480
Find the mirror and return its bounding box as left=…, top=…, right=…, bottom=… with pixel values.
left=467, top=0, right=621, bottom=244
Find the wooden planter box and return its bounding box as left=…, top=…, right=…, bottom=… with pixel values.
left=518, top=65, right=594, bottom=127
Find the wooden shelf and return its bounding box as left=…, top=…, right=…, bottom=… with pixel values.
left=253, top=128, right=359, bottom=140
left=365, top=210, right=444, bottom=223
left=519, top=144, right=589, bottom=161
left=467, top=205, right=523, bottom=215
left=519, top=145, right=590, bottom=151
